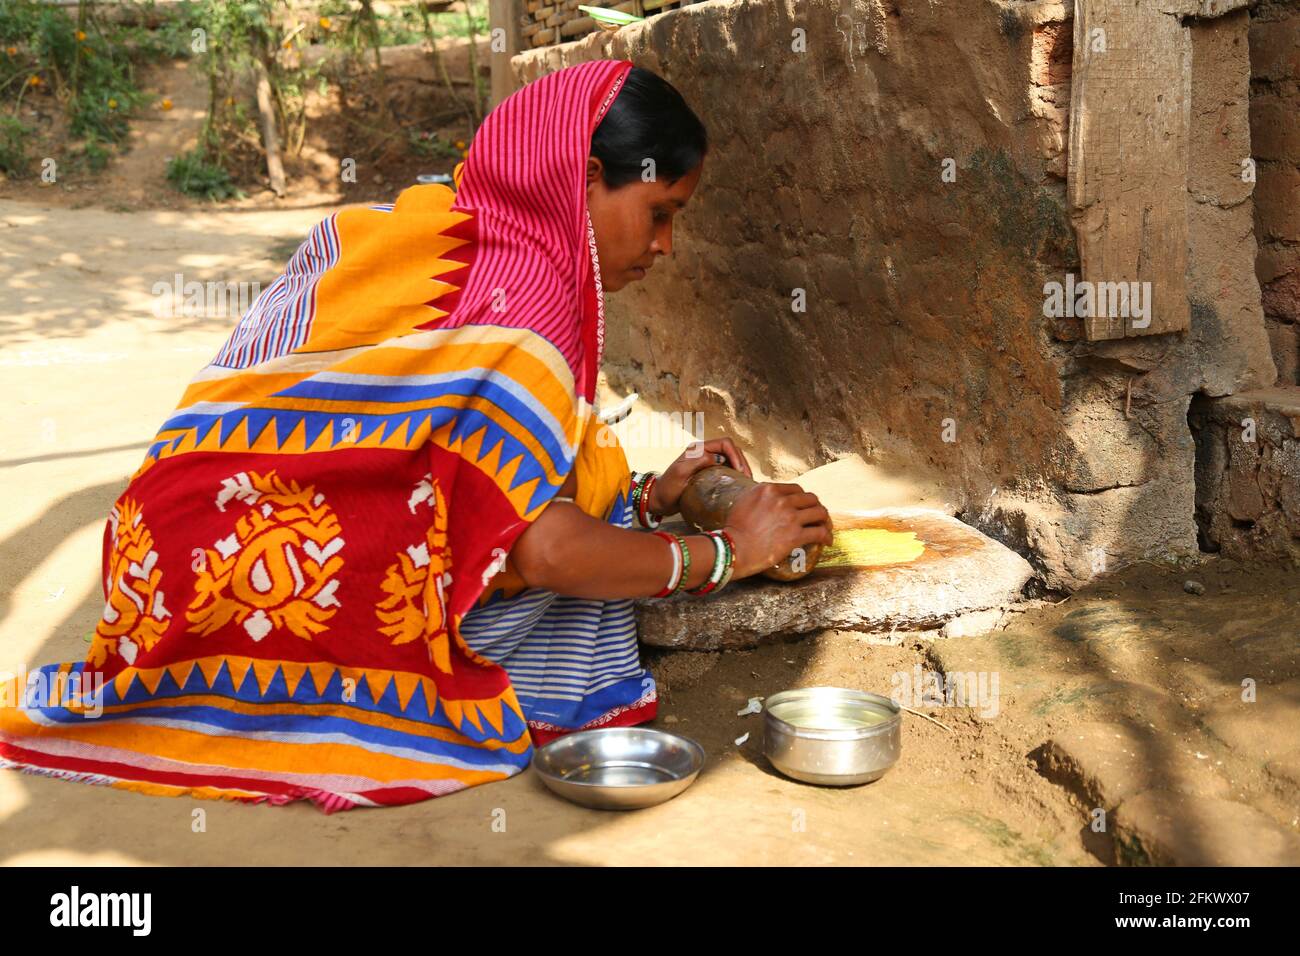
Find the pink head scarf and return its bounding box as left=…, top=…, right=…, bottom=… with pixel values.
left=448, top=59, right=635, bottom=406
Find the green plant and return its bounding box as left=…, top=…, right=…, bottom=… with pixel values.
left=70, top=86, right=151, bottom=142
left=167, top=147, right=244, bottom=200
left=408, top=129, right=460, bottom=160
left=193, top=0, right=323, bottom=189
left=137, top=1, right=208, bottom=59
left=0, top=115, right=30, bottom=174
left=0, top=0, right=187, bottom=174
left=73, top=131, right=111, bottom=172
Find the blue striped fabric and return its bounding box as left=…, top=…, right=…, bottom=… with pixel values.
left=459, top=484, right=656, bottom=731
left=211, top=213, right=342, bottom=369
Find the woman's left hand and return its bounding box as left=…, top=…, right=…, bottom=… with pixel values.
left=647, top=438, right=752, bottom=516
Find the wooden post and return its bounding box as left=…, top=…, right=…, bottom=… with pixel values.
left=1068, top=0, right=1191, bottom=339
left=489, top=0, right=524, bottom=110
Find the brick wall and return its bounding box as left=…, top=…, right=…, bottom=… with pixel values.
left=521, top=0, right=685, bottom=49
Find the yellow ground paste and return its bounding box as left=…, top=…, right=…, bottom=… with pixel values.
left=819, top=528, right=925, bottom=568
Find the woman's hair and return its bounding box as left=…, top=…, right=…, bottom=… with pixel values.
left=591, top=67, right=708, bottom=189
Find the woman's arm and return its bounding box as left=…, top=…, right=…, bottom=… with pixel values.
left=510, top=501, right=717, bottom=600
left=511, top=482, right=832, bottom=601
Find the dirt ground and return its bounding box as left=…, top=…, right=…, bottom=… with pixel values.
left=2, top=175, right=1298, bottom=865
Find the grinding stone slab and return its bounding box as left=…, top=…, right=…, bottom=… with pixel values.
left=635, top=508, right=1035, bottom=650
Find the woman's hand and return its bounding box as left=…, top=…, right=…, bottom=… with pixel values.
left=722, top=483, right=832, bottom=579
left=646, top=437, right=752, bottom=516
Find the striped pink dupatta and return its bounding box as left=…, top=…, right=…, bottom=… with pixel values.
left=449, top=58, right=633, bottom=406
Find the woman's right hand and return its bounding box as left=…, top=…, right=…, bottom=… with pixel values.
left=723, top=482, right=832, bottom=579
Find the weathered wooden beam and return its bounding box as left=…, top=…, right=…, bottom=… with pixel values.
left=1068, top=0, right=1192, bottom=339
left=489, top=0, right=523, bottom=108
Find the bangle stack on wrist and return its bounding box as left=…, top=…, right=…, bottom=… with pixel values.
left=685, top=529, right=736, bottom=596
left=630, top=470, right=663, bottom=529
left=649, top=528, right=736, bottom=599
left=650, top=530, right=691, bottom=597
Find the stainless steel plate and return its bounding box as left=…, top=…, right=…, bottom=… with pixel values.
left=532, top=727, right=705, bottom=810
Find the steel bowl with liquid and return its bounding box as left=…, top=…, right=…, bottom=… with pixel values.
left=763, top=687, right=902, bottom=786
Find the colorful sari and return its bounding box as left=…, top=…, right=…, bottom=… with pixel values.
left=0, top=59, right=657, bottom=812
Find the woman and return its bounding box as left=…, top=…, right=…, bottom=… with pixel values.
left=0, top=60, right=831, bottom=812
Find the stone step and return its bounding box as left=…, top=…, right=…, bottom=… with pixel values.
left=636, top=508, right=1035, bottom=650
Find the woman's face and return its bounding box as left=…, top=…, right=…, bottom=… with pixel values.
left=585, top=156, right=704, bottom=292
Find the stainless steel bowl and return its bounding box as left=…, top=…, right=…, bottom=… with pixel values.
left=763, top=687, right=902, bottom=786
left=532, top=727, right=705, bottom=810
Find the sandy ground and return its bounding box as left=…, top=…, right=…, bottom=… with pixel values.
left=2, top=195, right=1297, bottom=866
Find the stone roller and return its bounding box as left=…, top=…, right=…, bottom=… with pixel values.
left=676, top=464, right=831, bottom=581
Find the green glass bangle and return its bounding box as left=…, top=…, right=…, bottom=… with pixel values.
left=667, top=531, right=691, bottom=596
left=685, top=529, right=730, bottom=596
left=630, top=473, right=643, bottom=516
left=714, top=529, right=737, bottom=591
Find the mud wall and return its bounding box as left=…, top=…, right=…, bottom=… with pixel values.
left=513, top=0, right=1278, bottom=589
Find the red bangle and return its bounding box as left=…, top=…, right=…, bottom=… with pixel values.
left=650, top=530, right=681, bottom=598
left=638, top=474, right=662, bottom=529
